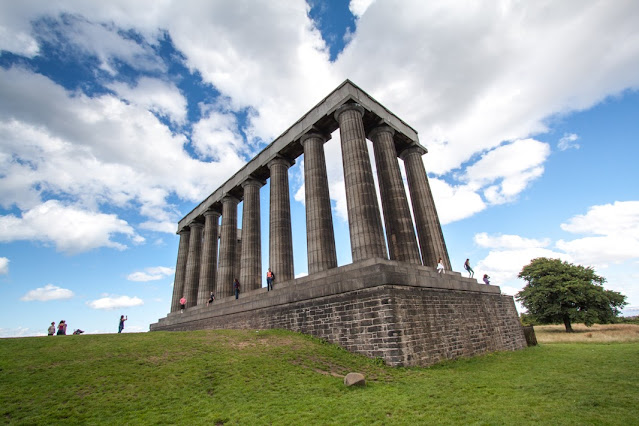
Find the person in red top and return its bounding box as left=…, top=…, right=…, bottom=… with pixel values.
left=266, top=268, right=274, bottom=291
left=179, top=297, right=186, bottom=313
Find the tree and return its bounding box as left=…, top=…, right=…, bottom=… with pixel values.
left=516, top=258, right=627, bottom=332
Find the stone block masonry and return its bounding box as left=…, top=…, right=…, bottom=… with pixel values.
left=151, top=259, right=526, bottom=367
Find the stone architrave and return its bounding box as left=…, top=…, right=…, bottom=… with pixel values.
left=368, top=125, right=421, bottom=264
left=217, top=195, right=239, bottom=297
left=400, top=145, right=451, bottom=269
left=182, top=222, right=204, bottom=308
left=300, top=132, right=337, bottom=274
left=197, top=210, right=220, bottom=305
left=268, top=156, right=295, bottom=282
left=240, top=178, right=264, bottom=291
left=334, top=103, right=388, bottom=262
left=170, top=228, right=190, bottom=313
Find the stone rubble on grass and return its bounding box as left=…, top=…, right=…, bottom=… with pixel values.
left=344, top=372, right=366, bottom=387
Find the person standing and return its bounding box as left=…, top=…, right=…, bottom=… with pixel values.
left=118, top=315, right=127, bottom=333
left=48, top=322, right=56, bottom=336
left=464, top=259, right=475, bottom=278
left=437, top=257, right=445, bottom=274
left=266, top=268, right=274, bottom=291
left=179, top=296, right=186, bottom=313
left=233, top=278, right=240, bottom=299
left=56, top=320, right=66, bottom=335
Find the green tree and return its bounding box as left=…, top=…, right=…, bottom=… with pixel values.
left=516, top=257, right=627, bottom=332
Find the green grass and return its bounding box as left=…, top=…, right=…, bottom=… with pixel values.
left=1, top=329, right=638, bottom=425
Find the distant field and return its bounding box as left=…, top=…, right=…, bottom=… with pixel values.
left=534, top=323, right=639, bottom=343
left=1, top=329, right=638, bottom=425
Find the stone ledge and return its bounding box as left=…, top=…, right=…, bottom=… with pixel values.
left=151, top=259, right=500, bottom=329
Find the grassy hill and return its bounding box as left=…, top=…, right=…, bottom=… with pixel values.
left=1, top=328, right=638, bottom=425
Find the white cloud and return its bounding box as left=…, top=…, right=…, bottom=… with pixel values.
left=556, top=201, right=639, bottom=266
left=475, top=247, right=571, bottom=290
left=0, top=257, right=8, bottom=275
left=87, top=295, right=144, bottom=310
left=558, top=133, right=580, bottom=151
left=139, top=221, right=177, bottom=234
left=474, top=233, right=551, bottom=249
left=335, top=1, right=639, bottom=175
left=191, top=108, right=246, bottom=164
left=0, top=67, right=240, bottom=242
left=463, top=139, right=550, bottom=205
left=429, top=178, right=486, bottom=224
left=127, top=266, right=174, bottom=282
left=350, top=0, right=376, bottom=17
left=0, top=327, right=38, bottom=338
left=21, top=284, right=74, bottom=301
left=0, top=200, right=140, bottom=254
left=108, top=77, right=188, bottom=125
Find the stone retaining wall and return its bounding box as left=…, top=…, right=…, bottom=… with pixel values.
left=151, top=259, right=526, bottom=367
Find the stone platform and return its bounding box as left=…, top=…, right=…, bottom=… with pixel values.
left=150, top=259, right=527, bottom=367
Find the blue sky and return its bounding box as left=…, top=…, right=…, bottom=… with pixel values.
left=1, top=1, right=638, bottom=337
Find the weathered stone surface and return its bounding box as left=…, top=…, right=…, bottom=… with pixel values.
left=335, top=104, right=388, bottom=262
left=301, top=132, right=338, bottom=275
left=268, top=157, right=295, bottom=282
left=152, top=260, right=527, bottom=367
left=400, top=146, right=451, bottom=270
left=369, top=125, right=421, bottom=265
left=170, top=229, right=190, bottom=313
left=344, top=372, right=366, bottom=387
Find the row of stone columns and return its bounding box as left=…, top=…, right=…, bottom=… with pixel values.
left=170, top=102, right=450, bottom=312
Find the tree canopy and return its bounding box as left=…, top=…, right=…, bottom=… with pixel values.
left=516, top=257, right=627, bottom=332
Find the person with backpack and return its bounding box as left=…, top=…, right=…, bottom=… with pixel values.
left=266, top=268, right=274, bottom=291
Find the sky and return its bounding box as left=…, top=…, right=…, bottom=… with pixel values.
left=1, top=0, right=638, bottom=337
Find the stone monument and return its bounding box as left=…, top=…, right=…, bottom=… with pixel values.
left=150, top=80, right=527, bottom=367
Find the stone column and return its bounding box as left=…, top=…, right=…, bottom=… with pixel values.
left=182, top=222, right=203, bottom=309
left=234, top=232, right=242, bottom=284
left=300, top=132, right=337, bottom=274
left=334, top=103, right=388, bottom=262
left=217, top=195, right=239, bottom=297
left=240, top=178, right=264, bottom=291
left=400, top=145, right=451, bottom=269
left=268, top=156, right=295, bottom=282
left=197, top=210, right=220, bottom=305
left=369, top=125, right=421, bottom=264
left=170, top=228, right=190, bottom=313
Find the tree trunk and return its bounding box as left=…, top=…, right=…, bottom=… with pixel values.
left=563, top=316, right=574, bottom=333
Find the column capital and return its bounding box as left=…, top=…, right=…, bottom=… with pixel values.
left=399, top=144, right=428, bottom=160
left=241, top=177, right=266, bottom=189
left=203, top=209, right=221, bottom=218
left=300, top=131, right=329, bottom=146
left=188, top=221, right=204, bottom=230
left=267, top=156, right=295, bottom=170
left=178, top=227, right=191, bottom=235
left=367, top=125, right=395, bottom=141
left=334, top=103, right=365, bottom=121
left=221, top=194, right=240, bottom=205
